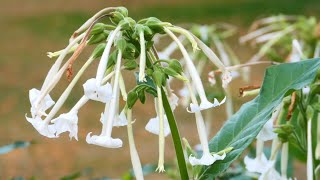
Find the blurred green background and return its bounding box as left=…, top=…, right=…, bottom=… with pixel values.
left=0, top=0, right=319, bottom=179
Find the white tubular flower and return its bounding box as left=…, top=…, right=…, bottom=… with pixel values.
left=95, top=26, right=122, bottom=84
left=187, top=96, right=226, bottom=113
left=199, top=26, right=209, bottom=42
left=165, top=27, right=225, bottom=113
left=47, top=43, right=79, bottom=59
left=145, top=116, right=171, bottom=137
left=189, top=152, right=226, bottom=166
left=83, top=78, right=113, bottom=103
left=113, top=110, right=128, bottom=127
left=155, top=88, right=166, bottom=173
left=138, top=30, right=147, bottom=82
left=307, top=118, right=313, bottom=180
left=158, top=36, right=185, bottom=60
left=52, top=111, right=78, bottom=140
left=87, top=50, right=123, bottom=149
left=126, top=109, right=144, bottom=180
left=257, top=105, right=281, bottom=141
left=86, top=132, right=123, bottom=148
left=185, top=82, right=225, bottom=166
left=29, top=88, right=55, bottom=118
left=255, top=31, right=283, bottom=44
left=316, top=111, right=320, bottom=160
left=281, top=142, right=289, bottom=179
left=244, top=140, right=270, bottom=173
left=258, top=161, right=281, bottom=180
left=244, top=153, right=272, bottom=173
left=288, top=39, right=302, bottom=62
left=25, top=115, right=56, bottom=138
left=239, top=24, right=280, bottom=44
left=168, top=93, right=179, bottom=111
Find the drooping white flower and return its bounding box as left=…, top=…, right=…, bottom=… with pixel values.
left=257, top=118, right=276, bottom=141
left=138, top=29, right=147, bottom=82
left=86, top=132, right=123, bottom=148
left=258, top=161, right=281, bottom=180
left=29, top=88, right=55, bottom=118
left=52, top=111, right=78, bottom=140
left=257, top=105, right=281, bottom=141
left=87, top=49, right=124, bottom=149
left=83, top=78, right=113, bottom=103
left=189, top=152, right=226, bottom=166
left=145, top=116, right=171, bottom=137
left=168, top=93, right=179, bottom=111
left=244, top=153, right=272, bottom=173
left=187, top=96, right=226, bottom=113
left=164, top=27, right=227, bottom=112
left=99, top=110, right=128, bottom=127
left=25, top=115, right=56, bottom=138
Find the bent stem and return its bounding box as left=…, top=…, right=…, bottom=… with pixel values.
left=161, top=88, right=189, bottom=180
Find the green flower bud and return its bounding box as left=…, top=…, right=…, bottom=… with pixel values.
left=146, top=68, right=153, bottom=76
left=87, top=31, right=109, bottom=45
left=116, top=38, right=127, bottom=53
left=144, top=17, right=170, bottom=34
left=91, top=43, right=106, bottom=59
left=119, top=17, right=136, bottom=31
left=152, top=70, right=165, bottom=87
left=124, top=60, right=138, bottom=70
left=138, top=90, right=146, bottom=104
left=163, top=67, right=188, bottom=82
left=110, top=7, right=128, bottom=25
left=90, top=23, right=106, bottom=35
left=127, top=90, right=138, bottom=109
left=169, top=59, right=183, bottom=74
left=123, top=43, right=139, bottom=60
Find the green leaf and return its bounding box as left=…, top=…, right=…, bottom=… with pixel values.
left=0, top=141, right=31, bottom=155
left=199, top=58, right=320, bottom=179
left=161, top=88, right=189, bottom=180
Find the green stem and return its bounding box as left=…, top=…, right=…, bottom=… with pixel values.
left=161, top=88, right=189, bottom=180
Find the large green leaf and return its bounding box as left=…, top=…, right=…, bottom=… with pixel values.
left=199, top=58, right=320, bottom=179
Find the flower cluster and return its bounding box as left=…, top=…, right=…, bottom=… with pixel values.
left=26, top=7, right=233, bottom=178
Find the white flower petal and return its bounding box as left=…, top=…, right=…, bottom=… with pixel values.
left=145, top=116, right=171, bottom=137
left=258, top=161, right=281, bottom=180
left=83, top=78, right=113, bottom=103
left=222, top=71, right=232, bottom=88
left=257, top=118, right=276, bottom=141
left=86, top=132, right=123, bottom=148
left=52, top=111, right=78, bottom=140
left=169, top=93, right=179, bottom=111
left=187, top=97, right=226, bottom=113
left=25, top=115, right=56, bottom=138
left=189, top=152, right=226, bottom=166
left=113, top=110, right=128, bottom=127
left=29, top=88, right=55, bottom=117
left=208, top=71, right=217, bottom=86
left=244, top=154, right=271, bottom=173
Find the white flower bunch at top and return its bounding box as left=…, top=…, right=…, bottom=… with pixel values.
left=26, top=7, right=233, bottom=179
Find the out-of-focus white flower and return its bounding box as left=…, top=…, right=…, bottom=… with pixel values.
left=145, top=116, right=171, bottom=137
left=52, top=111, right=78, bottom=140
left=257, top=105, right=281, bottom=141
left=258, top=161, right=281, bottom=180
left=25, top=115, right=56, bottom=138
left=29, top=88, right=55, bottom=118
left=100, top=110, right=128, bottom=127
left=199, top=26, right=209, bottom=42
left=244, top=154, right=272, bottom=173
left=83, top=78, right=113, bottom=103
left=86, top=132, right=123, bottom=148
left=188, top=96, right=226, bottom=113
left=303, top=86, right=310, bottom=95
left=189, top=152, right=226, bottom=166
left=168, top=93, right=179, bottom=110
left=208, top=71, right=217, bottom=86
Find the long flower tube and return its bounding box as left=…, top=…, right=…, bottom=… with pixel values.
left=281, top=142, right=289, bottom=179
left=86, top=50, right=123, bottom=148
left=96, top=25, right=122, bottom=85
left=164, top=27, right=226, bottom=113
left=138, top=30, right=147, bottom=82
left=70, top=7, right=117, bottom=40
left=307, top=118, right=314, bottom=180
left=156, top=87, right=166, bottom=172
left=185, top=81, right=225, bottom=166
left=239, top=24, right=281, bottom=44
left=126, top=108, right=144, bottom=180
left=43, top=55, right=98, bottom=125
